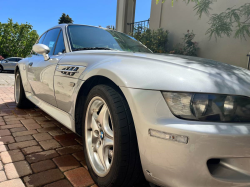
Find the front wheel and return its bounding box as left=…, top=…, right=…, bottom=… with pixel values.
left=15, top=70, right=34, bottom=108
left=0, top=66, right=3, bottom=73
left=82, top=85, right=145, bottom=187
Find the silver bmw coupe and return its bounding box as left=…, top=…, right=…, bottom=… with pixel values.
left=14, top=24, right=250, bottom=187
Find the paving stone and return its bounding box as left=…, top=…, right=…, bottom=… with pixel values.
left=0, top=145, right=8, bottom=152
left=22, top=145, right=43, bottom=155
left=0, top=161, right=3, bottom=170
left=54, top=133, right=78, bottom=141
left=12, top=130, right=37, bottom=137
left=53, top=155, right=80, bottom=172
left=4, top=117, right=25, bottom=121
left=1, top=150, right=25, bottom=164
left=5, top=121, right=21, bottom=125
left=75, top=137, right=83, bottom=145
left=26, top=150, right=59, bottom=163
left=56, top=145, right=83, bottom=155
left=8, top=140, right=38, bottom=150
left=10, top=127, right=27, bottom=133
left=44, top=179, right=73, bottom=187
left=0, top=178, right=25, bottom=187
left=1, top=124, right=23, bottom=129
left=72, top=151, right=85, bottom=161
left=20, top=119, right=36, bottom=124
left=48, top=129, right=65, bottom=136
left=23, top=169, right=64, bottom=187
left=0, top=122, right=5, bottom=126
left=36, top=120, right=52, bottom=125
left=31, top=160, right=56, bottom=173
left=37, top=127, right=59, bottom=133
left=34, top=116, right=48, bottom=121
left=58, top=138, right=78, bottom=146
left=61, top=127, right=72, bottom=133
left=5, top=160, right=32, bottom=179
left=41, top=123, right=56, bottom=128
left=81, top=160, right=87, bottom=169
left=0, top=136, right=15, bottom=144
left=65, top=167, right=94, bottom=187
left=0, top=129, right=11, bottom=136
left=22, top=123, right=41, bottom=130
left=15, top=135, right=33, bottom=142
left=33, top=132, right=52, bottom=141
left=54, top=133, right=79, bottom=146
left=39, top=139, right=61, bottom=150
left=0, top=171, right=7, bottom=182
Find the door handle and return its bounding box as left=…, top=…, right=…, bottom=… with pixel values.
left=28, top=62, right=33, bottom=67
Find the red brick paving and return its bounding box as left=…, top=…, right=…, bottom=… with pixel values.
left=65, top=167, right=94, bottom=187
left=0, top=86, right=98, bottom=186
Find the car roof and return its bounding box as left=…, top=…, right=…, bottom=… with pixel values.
left=48, top=23, right=108, bottom=31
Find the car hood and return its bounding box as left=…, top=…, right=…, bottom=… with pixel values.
left=64, top=51, right=250, bottom=96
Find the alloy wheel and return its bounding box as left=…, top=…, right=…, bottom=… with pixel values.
left=85, top=96, right=114, bottom=177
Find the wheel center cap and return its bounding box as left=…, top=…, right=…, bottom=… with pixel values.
left=100, top=131, right=104, bottom=140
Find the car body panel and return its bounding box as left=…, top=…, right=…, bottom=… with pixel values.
left=27, top=55, right=63, bottom=106
left=54, top=64, right=86, bottom=113
left=121, top=87, right=250, bottom=187
left=15, top=24, right=250, bottom=187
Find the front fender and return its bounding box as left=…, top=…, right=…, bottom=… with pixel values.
left=15, top=59, right=31, bottom=93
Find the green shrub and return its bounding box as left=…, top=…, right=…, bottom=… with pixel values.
left=170, top=30, right=199, bottom=56
left=130, top=28, right=169, bottom=53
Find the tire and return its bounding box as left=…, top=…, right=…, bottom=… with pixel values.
left=0, top=65, right=3, bottom=73
left=81, top=84, right=145, bottom=187
left=15, top=70, right=34, bottom=108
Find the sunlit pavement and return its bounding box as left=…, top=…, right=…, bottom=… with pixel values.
left=0, top=82, right=97, bottom=186
left=0, top=72, right=15, bottom=87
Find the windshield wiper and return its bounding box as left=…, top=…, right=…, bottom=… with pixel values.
left=72, top=47, right=113, bottom=51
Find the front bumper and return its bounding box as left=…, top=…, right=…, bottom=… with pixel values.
left=121, top=87, right=250, bottom=187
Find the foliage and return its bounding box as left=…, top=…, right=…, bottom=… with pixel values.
left=170, top=30, right=199, bottom=56
left=0, top=19, right=39, bottom=58
left=157, top=0, right=250, bottom=40
left=58, top=13, right=74, bottom=24
left=131, top=28, right=169, bottom=53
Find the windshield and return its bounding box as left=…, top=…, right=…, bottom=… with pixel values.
left=67, top=25, right=152, bottom=53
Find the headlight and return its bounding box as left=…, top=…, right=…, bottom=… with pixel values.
left=162, top=92, right=250, bottom=122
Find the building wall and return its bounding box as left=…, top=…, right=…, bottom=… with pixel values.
left=150, top=0, right=250, bottom=68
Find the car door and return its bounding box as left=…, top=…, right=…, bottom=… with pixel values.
left=9, top=58, right=18, bottom=70
left=27, top=28, right=64, bottom=107
left=3, top=58, right=16, bottom=70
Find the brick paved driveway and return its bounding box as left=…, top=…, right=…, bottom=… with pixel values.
left=0, top=72, right=97, bottom=186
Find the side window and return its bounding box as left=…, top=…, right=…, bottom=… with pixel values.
left=54, top=31, right=66, bottom=55
left=8, top=58, right=15, bottom=62
left=38, top=32, right=47, bottom=44
left=42, top=28, right=60, bottom=56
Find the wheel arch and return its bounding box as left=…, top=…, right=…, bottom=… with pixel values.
left=14, top=65, right=19, bottom=75
left=74, top=75, right=131, bottom=136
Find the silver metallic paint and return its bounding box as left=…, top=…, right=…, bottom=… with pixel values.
left=16, top=24, right=250, bottom=187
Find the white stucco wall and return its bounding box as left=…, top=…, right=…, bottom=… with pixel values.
left=150, top=0, right=250, bottom=68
